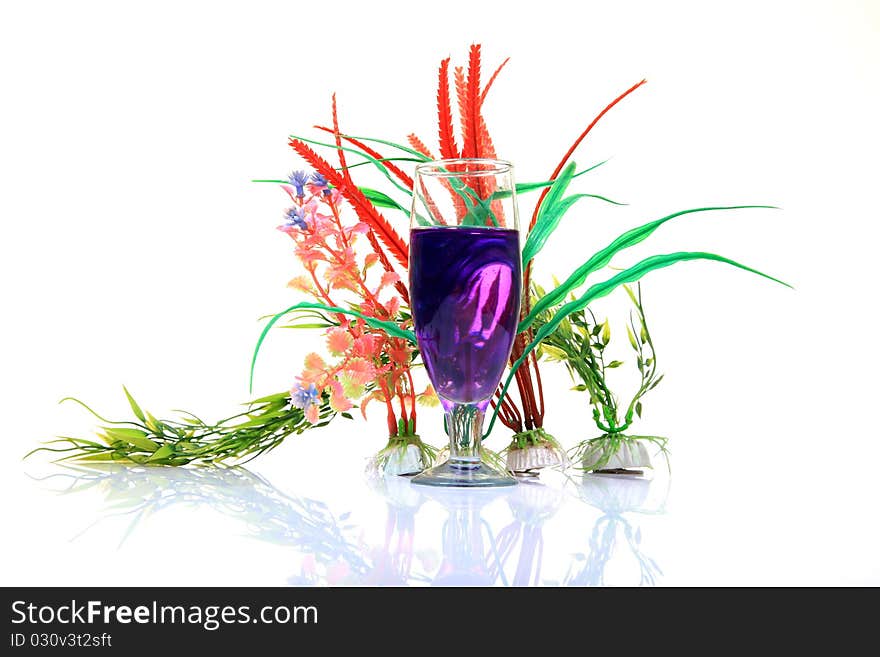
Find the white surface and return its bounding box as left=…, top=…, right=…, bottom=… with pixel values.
left=1, top=0, right=879, bottom=586
left=9, top=445, right=880, bottom=586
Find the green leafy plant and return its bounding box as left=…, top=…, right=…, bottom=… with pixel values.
left=534, top=282, right=668, bottom=470
left=482, top=201, right=791, bottom=440
left=28, top=388, right=349, bottom=466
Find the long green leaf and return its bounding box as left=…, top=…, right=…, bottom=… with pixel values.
left=540, top=162, right=577, bottom=217
left=147, top=444, right=175, bottom=462
left=249, top=302, right=416, bottom=393
left=278, top=323, right=334, bottom=330
left=343, top=157, right=423, bottom=171
left=484, top=251, right=791, bottom=438
left=106, top=428, right=159, bottom=452
left=523, top=193, right=604, bottom=265
left=519, top=205, right=778, bottom=333
left=520, top=161, right=579, bottom=264
left=490, top=160, right=611, bottom=200
left=359, top=187, right=407, bottom=213
left=123, top=386, right=146, bottom=423
left=58, top=397, right=137, bottom=426
left=337, top=134, right=430, bottom=160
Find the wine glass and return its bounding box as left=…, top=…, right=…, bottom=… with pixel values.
left=409, top=159, right=521, bottom=487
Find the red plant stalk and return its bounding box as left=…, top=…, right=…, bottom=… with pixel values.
left=522, top=78, right=648, bottom=312
left=500, top=80, right=647, bottom=435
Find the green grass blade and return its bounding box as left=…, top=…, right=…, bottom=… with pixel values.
left=336, top=134, right=430, bottom=160
left=343, top=157, right=423, bottom=171
left=122, top=386, right=146, bottom=423
left=520, top=162, right=578, bottom=263
left=523, top=193, right=623, bottom=265
left=519, top=205, right=778, bottom=333
left=359, top=187, right=407, bottom=213
left=147, top=444, right=175, bottom=462
left=106, top=428, right=159, bottom=452
left=249, top=302, right=417, bottom=393
left=58, top=397, right=137, bottom=426
left=277, top=323, right=334, bottom=330
left=484, top=251, right=791, bottom=438
left=537, top=162, right=577, bottom=222
left=492, top=160, right=612, bottom=199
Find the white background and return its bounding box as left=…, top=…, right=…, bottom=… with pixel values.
left=1, top=0, right=878, bottom=585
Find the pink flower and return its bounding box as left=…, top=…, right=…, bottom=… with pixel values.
left=352, top=335, right=379, bottom=358
left=343, top=357, right=376, bottom=385
left=287, top=275, right=314, bottom=293
left=301, top=352, right=327, bottom=385
left=378, top=271, right=400, bottom=291
left=328, top=380, right=353, bottom=412
left=325, top=262, right=359, bottom=292
left=348, top=222, right=371, bottom=236
left=385, top=295, right=401, bottom=317
left=305, top=404, right=320, bottom=424
left=294, top=246, right=326, bottom=268
left=388, top=344, right=411, bottom=365
left=326, top=327, right=353, bottom=355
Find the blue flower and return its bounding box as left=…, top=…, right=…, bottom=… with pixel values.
left=310, top=172, right=332, bottom=197
left=282, top=205, right=308, bottom=230
left=290, top=382, right=320, bottom=410
left=288, top=170, right=311, bottom=198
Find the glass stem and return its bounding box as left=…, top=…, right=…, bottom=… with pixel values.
left=446, top=403, right=485, bottom=468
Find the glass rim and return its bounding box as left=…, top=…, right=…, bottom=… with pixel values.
left=415, top=158, right=513, bottom=178
left=410, top=224, right=519, bottom=231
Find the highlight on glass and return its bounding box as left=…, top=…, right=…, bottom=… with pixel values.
left=409, top=159, right=522, bottom=487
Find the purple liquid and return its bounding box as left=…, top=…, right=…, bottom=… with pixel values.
left=409, top=227, right=522, bottom=405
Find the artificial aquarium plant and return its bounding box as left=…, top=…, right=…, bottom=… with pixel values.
left=534, top=282, right=667, bottom=472
left=33, top=44, right=789, bottom=473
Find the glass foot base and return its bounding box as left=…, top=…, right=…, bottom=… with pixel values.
left=411, top=458, right=517, bottom=488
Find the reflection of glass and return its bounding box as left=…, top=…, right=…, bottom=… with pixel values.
left=565, top=474, right=669, bottom=586
left=420, top=486, right=513, bottom=585
left=409, top=159, right=521, bottom=488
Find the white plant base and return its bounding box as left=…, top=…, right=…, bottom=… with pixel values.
left=582, top=439, right=651, bottom=471
left=506, top=444, right=569, bottom=473
left=381, top=443, right=424, bottom=476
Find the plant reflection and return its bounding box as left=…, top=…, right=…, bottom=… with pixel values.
left=492, top=481, right=564, bottom=586
left=563, top=474, right=669, bottom=586
left=37, top=464, right=668, bottom=586
left=39, top=464, right=371, bottom=583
